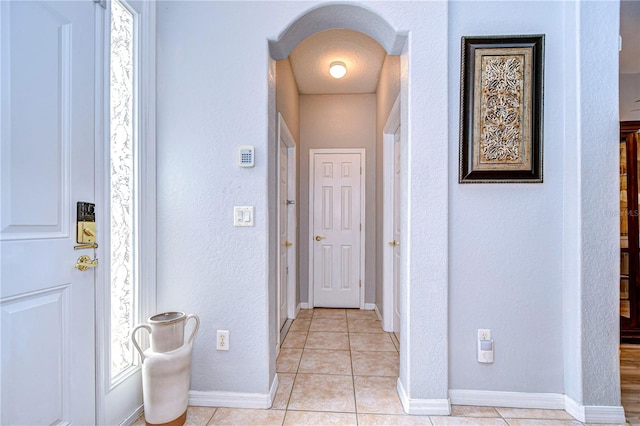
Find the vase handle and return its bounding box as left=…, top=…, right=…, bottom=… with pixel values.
left=185, top=314, right=200, bottom=345
left=131, top=324, right=152, bottom=362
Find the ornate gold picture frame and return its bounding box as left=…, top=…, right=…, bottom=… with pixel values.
left=459, top=35, right=544, bottom=183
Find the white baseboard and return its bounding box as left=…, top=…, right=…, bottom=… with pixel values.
left=121, top=405, right=144, bottom=426
left=299, top=302, right=375, bottom=311
left=294, top=303, right=301, bottom=317
left=398, top=379, right=451, bottom=415
left=189, top=375, right=278, bottom=409
left=564, top=395, right=626, bottom=424
left=449, top=389, right=564, bottom=409
left=449, top=390, right=626, bottom=424
left=373, top=304, right=383, bottom=322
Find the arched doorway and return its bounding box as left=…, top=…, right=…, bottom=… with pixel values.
left=269, top=1, right=407, bottom=412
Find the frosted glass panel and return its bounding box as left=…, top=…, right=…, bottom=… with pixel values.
left=110, top=0, right=136, bottom=380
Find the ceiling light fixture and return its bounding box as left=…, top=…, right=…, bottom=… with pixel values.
left=329, top=61, right=347, bottom=79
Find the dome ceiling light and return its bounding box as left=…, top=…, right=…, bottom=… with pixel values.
left=329, top=61, right=347, bottom=79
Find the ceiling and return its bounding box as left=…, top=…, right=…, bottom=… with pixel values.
left=288, top=4, right=638, bottom=95
left=289, top=29, right=387, bottom=95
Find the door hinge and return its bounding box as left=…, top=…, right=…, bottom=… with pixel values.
left=359, top=280, right=362, bottom=288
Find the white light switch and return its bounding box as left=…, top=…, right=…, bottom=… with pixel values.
left=234, top=206, right=254, bottom=227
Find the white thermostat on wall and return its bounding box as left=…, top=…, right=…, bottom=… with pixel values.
left=238, top=146, right=255, bottom=168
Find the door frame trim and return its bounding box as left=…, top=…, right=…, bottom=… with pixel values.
left=276, top=113, right=297, bottom=349
left=382, top=95, right=401, bottom=332
left=308, top=148, right=366, bottom=309
left=95, top=0, right=157, bottom=423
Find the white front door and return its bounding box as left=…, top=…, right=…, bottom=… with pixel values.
left=310, top=150, right=364, bottom=309
left=392, top=128, right=401, bottom=333
left=1, top=1, right=97, bottom=424
left=278, top=138, right=289, bottom=330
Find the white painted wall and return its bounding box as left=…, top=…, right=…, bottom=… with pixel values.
left=375, top=55, right=401, bottom=316
left=298, top=94, right=376, bottom=304
left=155, top=0, right=620, bottom=412
left=448, top=0, right=565, bottom=394
left=276, top=58, right=300, bottom=307
left=620, top=74, right=640, bottom=121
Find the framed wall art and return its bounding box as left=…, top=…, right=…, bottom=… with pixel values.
left=459, top=35, right=544, bottom=183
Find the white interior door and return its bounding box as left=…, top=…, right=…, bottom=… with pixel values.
left=1, top=1, right=97, bottom=424
left=392, top=128, right=401, bottom=334
left=278, top=138, right=289, bottom=330
left=310, top=151, right=363, bottom=309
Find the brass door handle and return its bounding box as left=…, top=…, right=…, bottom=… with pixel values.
left=75, top=255, right=99, bottom=271
left=388, top=240, right=399, bottom=247
left=315, top=235, right=325, bottom=241
left=283, top=241, right=293, bottom=247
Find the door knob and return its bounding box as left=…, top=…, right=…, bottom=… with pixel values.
left=315, top=235, right=325, bottom=241
left=74, top=255, right=98, bottom=271
left=388, top=240, right=399, bottom=247
left=283, top=241, right=293, bottom=247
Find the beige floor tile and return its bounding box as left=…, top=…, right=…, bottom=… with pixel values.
left=309, top=318, right=348, bottom=332
left=357, top=413, right=432, bottom=425
left=354, top=376, right=405, bottom=415
left=131, top=414, right=146, bottom=426
left=185, top=406, right=217, bottom=425
left=348, top=319, right=385, bottom=333
left=282, top=331, right=307, bottom=349
left=288, top=373, right=356, bottom=412
left=350, top=333, right=397, bottom=352
left=496, top=408, right=574, bottom=420
left=346, top=309, right=378, bottom=320
left=297, top=309, right=314, bottom=319
left=284, top=410, right=358, bottom=425
left=313, top=308, right=346, bottom=319
left=272, top=373, right=295, bottom=409
left=391, top=332, right=400, bottom=351
left=430, top=417, right=508, bottom=425
left=503, top=420, right=583, bottom=426
left=305, top=331, right=350, bottom=350
left=289, top=318, right=311, bottom=332
left=351, top=351, right=399, bottom=376
left=450, top=405, right=501, bottom=418
left=277, top=348, right=302, bottom=373
left=207, top=408, right=285, bottom=425
left=299, top=349, right=352, bottom=375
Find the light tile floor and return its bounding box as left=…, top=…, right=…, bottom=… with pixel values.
left=135, top=309, right=633, bottom=426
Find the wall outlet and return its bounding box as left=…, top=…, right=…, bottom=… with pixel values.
left=217, top=330, right=229, bottom=351
left=478, top=329, right=491, bottom=341
left=477, top=328, right=494, bottom=363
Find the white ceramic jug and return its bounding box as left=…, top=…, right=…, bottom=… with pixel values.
left=131, top=311, right=199, bottom=353
left=139, top=343, right=192, bottom=425
left=131, top=312, right=199, bottom=426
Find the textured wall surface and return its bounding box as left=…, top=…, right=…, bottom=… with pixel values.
left=448, top=0, right=565, bottom=393
left=620, top=73, right=640, bottom=122
left=374, top=55, right=401, bottom=318
left=155, top=0, right=620, bottom=407
left=576, top=1, right=620, bottom=406
left=298, top=94, right=376, bottom=304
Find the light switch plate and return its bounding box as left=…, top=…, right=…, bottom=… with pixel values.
left=234, top=206, right=254, bottom=227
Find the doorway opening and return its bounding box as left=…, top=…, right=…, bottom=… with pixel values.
left=269, top=2, right=409, bottom=413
